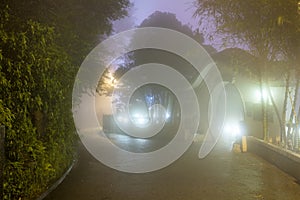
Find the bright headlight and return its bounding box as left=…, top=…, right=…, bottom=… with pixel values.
left=224, top=123, right=241, bottom=137
left=131, top=112, right=150, bottom=126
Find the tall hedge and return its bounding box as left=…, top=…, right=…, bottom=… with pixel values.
left=0, top=7, right=76, bottom=199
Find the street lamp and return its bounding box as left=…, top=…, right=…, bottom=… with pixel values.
left=254, top=88, right=270, bottom=104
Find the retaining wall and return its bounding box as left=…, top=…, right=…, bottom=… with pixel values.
left=247, top=136, right=300, bottom=181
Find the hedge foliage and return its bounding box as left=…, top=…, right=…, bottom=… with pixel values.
left=1, top=0, right=130, bottom=198
left=0, top=7, right=76, bottom=199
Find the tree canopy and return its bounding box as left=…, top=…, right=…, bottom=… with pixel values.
left=2, top=0, right=130, bottom=65
left=193, top=0, right=300, bottom=142
left=97, top=11, right=217, bottom=97
left=193, top=0, right=300, bottom=62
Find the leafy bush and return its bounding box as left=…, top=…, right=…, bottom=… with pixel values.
left=0, top=6, right=76, bottom=199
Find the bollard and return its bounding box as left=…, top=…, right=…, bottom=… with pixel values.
left=0, top=125, right=5, bottom=200
left=242, top=136, right=247, bottom=152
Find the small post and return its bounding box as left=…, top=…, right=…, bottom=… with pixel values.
left=0, top=125, right=5, bottom=200
left=242, top=136, right=247, bottom=152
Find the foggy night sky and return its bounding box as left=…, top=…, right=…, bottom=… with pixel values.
left=113, top=0, right=198, bottom=32
left=112, top=0, right=226, bottom=50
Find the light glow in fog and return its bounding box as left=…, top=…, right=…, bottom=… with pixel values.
left=224, top=123, right=241, bottom=138
left=131, top=112, right=150, bottom=126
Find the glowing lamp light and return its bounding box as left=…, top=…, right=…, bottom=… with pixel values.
left=116, top=115, right=129, bottom=124
left=224, top=123, right=241, bottom=138
left=254, top=87, right=273, bottom=105
left=131, top=112, right=150, bottom=126
left=165, top=112, right=170, bottom=119
left=254, top=89, right=268, bottom=102
left=135, top=117, right=148, bottom=125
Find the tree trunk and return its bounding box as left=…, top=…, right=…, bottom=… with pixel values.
left=267, top=83, right=282, bottom=143
left=260, top=76, right=268, bottom=141
left=286, top=74, right=299, bottom=149
left=293, top=75, right=299, bottom=150
left=282, top=71, right=290, bottom=147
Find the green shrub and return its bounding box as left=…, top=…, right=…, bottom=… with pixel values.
left=0, top=6, right=76, bottom=200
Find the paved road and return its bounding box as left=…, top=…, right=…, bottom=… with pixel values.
left=45, top=135, right=300, bottom=200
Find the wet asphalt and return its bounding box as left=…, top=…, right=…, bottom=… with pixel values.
left=44, top=135, right=300, bottom=200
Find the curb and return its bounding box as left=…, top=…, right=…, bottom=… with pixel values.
left=247, top=136, right=300, bottom=162
left=247, top=136, right=300, bottom=181
left=36, top=159, right=77, bottom=200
